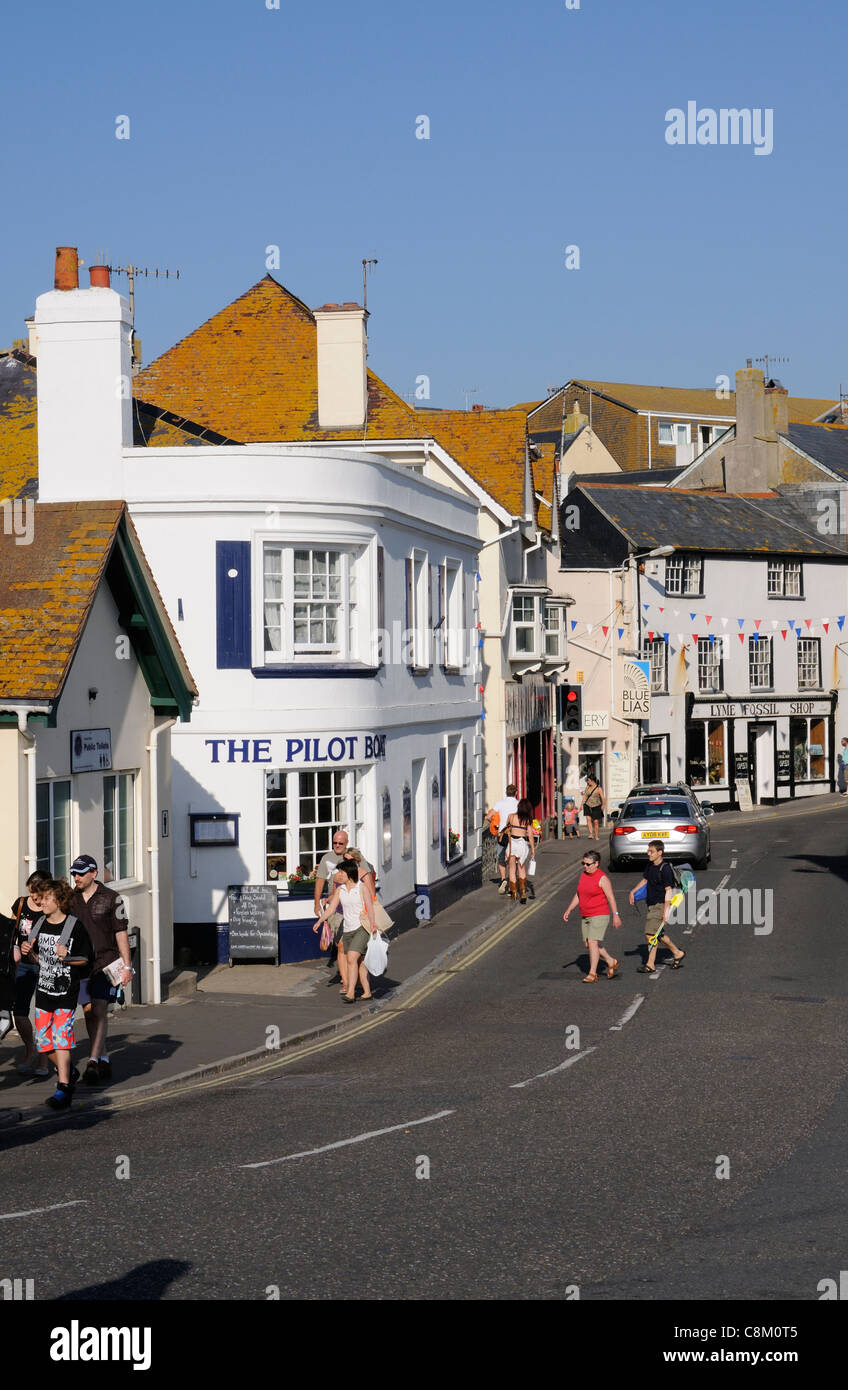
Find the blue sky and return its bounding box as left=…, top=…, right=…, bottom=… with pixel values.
left=1, top=0, right=844, bottom=409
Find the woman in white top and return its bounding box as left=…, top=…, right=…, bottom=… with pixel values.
left=315, top=858, right=377, bottom=1004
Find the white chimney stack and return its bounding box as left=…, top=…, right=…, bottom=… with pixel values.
left=35, top=247, right=133, bottom=502
left=313, top=302, right=369, bottom=430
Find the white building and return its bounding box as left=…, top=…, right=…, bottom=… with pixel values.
left=31, top=254, right=482, bottom=962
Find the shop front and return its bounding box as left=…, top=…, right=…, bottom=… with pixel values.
left=504, top=677, right=554, bottom=822
left=685, top=694, right=837, bottom=807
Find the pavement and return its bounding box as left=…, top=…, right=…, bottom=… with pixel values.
left=1, top=789, right=843, bottom=1123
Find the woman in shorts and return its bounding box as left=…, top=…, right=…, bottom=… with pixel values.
left=11, top=871, right=51, bottom=1076
left=315, top=858, right=377, bottom=1004
left=562, top=848, right=622, bottom=981
left=580, top=775, right=606, bottom=841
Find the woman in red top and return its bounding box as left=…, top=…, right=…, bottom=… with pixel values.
left=562, top=849, right=622, bottom=982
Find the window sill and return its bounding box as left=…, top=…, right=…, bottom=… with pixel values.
left=767, top=595, right=804, bottom=601
left=252, top=663, right=379, bottom=678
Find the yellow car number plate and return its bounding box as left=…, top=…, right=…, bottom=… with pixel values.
left=641, top=830, right=669, bottom=838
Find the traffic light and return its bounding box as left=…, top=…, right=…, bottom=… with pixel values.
left=561, top=683, right=583, bottom=733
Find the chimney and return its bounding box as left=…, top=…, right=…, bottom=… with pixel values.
left=35, top=246, right=133, bottom=502
left=313, top=302, right=368, bottom=429
left=764, top=381, right=789, bottom=440
left=24, top=316, right=38, bottom=356
left=726, top=366, right=769, bottom=492
left=54, top=246, right=80, bottom=291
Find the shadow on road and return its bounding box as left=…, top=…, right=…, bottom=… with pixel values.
left=54, top=1259, right=192, bottom=1301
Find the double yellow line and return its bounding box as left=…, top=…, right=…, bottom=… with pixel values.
left=103, top=860, right=580, bottom=1114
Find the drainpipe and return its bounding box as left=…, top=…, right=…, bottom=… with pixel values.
left=647, top=411, right=652, bottom=470
left=19, top=714, right=37, bottom=874
left=146, top=716, right=176, bottom=1005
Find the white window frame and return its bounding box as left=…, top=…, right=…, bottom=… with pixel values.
left=748, top=634, right=773, bottom=691
left=544, top=603, right=565, bottom=661
left=263, top=767, right=368, bottom=884
left=446, top=735, right=463, bottom=860
left=644, top=637, right=667, bottom=693
left=35, top=778, right=73, bottom=880
left=797, top=637, right=821, bottom=690
left=510, top=592, right=541, bottom=659
left=408, top=548, right=431, bottom=672
left=665, top=553, right=702, bottom=597
left=657, top=420, right=674, bottom=446
left=767, top=560, right=803, bottom=598
left=253, top=526, right=376, bottom=669
left=103, top=771, right=138, bottom=886
left=697, top=637, right=723, bottom=694
left=443, top=558, right=465, bottom=671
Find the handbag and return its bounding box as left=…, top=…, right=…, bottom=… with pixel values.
left=319, top=918, right=333, bottom=951
left=527, top=859, right=537, bottom=878
left=360, top=896, right=393, bottom=932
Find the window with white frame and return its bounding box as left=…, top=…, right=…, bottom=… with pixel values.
left=658, top=421, right=690, bottom=448
left=644, top=637, right=667, bottom=693
left=262, top=541, right=369, bottom=664
left=797, top=637, right=821, bottom=690
left=699, top=422, right=731, bottom=449
left=697, top=637, right=723, bottom=693
left=264, top=769, right=366, bottom=882
left=544, top=603, right=564, bottom=660
left=510, top=593, right=540, bottom=657
left=36, top=780, right=72, bottom=879
left=406, top=550, right=431, bottom=670
left=103, top=772, right=136, bottom=882
left=767, top=561, right=802, bottom=598
left=665, top=553, right=702, bottom=596
left=446, top=736, right=463, bottom=859
left=443, top=559, right=465, bottom=670
left=749, top=634, right=773, bottom=690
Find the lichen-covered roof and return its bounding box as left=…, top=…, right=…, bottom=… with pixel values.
left=0, top=351, right=38, bottom=498
left=784, top=422, right=848, bottom=480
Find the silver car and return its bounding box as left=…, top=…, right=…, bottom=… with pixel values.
left=608, top=795, right=711, bottom=870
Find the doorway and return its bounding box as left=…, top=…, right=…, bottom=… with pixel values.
left=748, top=724, right=776, bottom=804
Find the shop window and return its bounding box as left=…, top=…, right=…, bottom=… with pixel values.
left=264, top=772, right=289, bottom=881
left=687, top=721, right=724, bottom=786
left=768, top=561, right=803, bottom=598
left=791, top=717, right=827, bottom=780
left=299, top=770, right=346, bottom=868
left=36, top=780, right=72, bottom=879
left=687, top=724, right=707, bottom=787
left=707, top=721, right=726, bottom=784
left=665, top=554, right=702, bottom=596
left=697, top=637, right=722, bottom=693
left=264, top=769, right=364, bottom=882
left=103, top=772, right=136, bottom=882
left=748, top=635, right=773, bottom=691
left=644, top=637, right=667, bottom=693
left=261, top=542, right=368, bottom=665
left=797, top=638, right=821, bottom=690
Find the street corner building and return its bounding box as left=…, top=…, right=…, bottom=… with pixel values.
left=8, top=250, right=492, bottom=967
left=0, top=499, right=196, bottom=1002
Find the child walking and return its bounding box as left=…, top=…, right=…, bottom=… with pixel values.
left=20, top=878, right=94, bottom=1111
left=563, top=800, right=580, bottom=837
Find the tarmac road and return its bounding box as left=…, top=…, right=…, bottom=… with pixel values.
left=2, top=802, right=847, bottom=1302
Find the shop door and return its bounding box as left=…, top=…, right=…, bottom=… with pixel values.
left=748, top=724, right=775, bottom=804
left=642, top=736, right=666, bottom=783
left=526, top=732, right=543, bottom=819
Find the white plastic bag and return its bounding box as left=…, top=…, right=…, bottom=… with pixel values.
left=364, top=932, right=389, bottom=977
left=527, top=859, right=537, bottom=878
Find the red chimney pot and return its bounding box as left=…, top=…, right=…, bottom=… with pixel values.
left=89, top=265, right=110, bottom=288
left=54, top=246, right=79, bottom=291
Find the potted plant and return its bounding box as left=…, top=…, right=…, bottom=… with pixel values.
left=286, top=866, right=318, bottom=897
left=448, top=829, right=461, bottom=858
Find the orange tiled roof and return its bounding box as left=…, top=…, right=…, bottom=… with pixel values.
left=0, top=501, right=124, bottom=700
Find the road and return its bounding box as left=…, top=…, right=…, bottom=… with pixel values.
left=2, top=801, right=847, bottom=1302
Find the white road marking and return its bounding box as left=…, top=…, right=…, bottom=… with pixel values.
left=609, top=995, right=645, bottom=1031
left=510, top=1047, right=597, bottom=1090
left=0, top=1200, right=87, bottom=1222
left=240, top=1109, right=456, bottom=1168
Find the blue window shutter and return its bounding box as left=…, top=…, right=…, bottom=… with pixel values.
left=216, top=541, right=251, bottom=668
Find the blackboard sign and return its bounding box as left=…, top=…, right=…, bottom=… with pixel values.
left=734, top=751, right=749, bottom=781
left=227, top=885, right=279, bottom=964
left=777, top=749, right=792, bottom=782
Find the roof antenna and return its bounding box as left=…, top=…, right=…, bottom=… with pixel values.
left=107, top=261, right=180, bottom=325
left=462, top=387, right=479, bottom=412
left=361, top=255, right=378, bottom=311
left=752, top=354, right=789, bottom=384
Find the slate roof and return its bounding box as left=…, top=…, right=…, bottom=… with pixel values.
left=576, top=483, right=847, bottom=556
left=532, top=380, right=838, bottom=422
left=566, top=466, right=687, bottom=486
left=0, top=501, right=196, bottom=706
left=0, top=351, right=38, bottom=498
left=783, top=423, right=848, bottom=481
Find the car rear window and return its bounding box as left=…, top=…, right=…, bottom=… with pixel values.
left=622, top=800, right=692, bottom=819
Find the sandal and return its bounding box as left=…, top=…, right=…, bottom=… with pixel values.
left=342, top=994, right=357, bottom=1003
left=670, top=952, right=686, bottom=969
left=606, top=958, right=619, bottom=979
left=637, top=962, right=657, bottom=974
left=583, top=972, right=598, bottom=982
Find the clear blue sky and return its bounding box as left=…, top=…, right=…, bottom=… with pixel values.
left=1, top=0, right=844, bottom=410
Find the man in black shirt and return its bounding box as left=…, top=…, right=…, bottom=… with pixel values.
left=629, top=840, right=687, bottom=974
left=70, top=854, right=132, bottom=1085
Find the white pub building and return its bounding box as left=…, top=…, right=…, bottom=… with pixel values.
left=33, top=257, right=482, bottom=964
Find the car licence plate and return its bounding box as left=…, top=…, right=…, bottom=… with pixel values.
left=641, top=831, right=669, bottom=838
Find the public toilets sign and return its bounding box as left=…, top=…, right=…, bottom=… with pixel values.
left=204, top=732, right=388, bottom=765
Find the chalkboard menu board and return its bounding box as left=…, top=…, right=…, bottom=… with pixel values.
left=734, top=751, right=749, bottom=781
left=227, top=885, right=279, bottom=964
left=777, top=749, right=792, bottom=782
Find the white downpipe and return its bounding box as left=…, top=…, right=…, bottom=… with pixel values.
left=20, top=724, right=37, bottom=875
left=521, top=533, right=543, bottom=583
left=146, top=717, right=176, bottom=1005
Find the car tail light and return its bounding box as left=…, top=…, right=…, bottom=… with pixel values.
left=674, top=824, right=699, bottom=834
left=614, top=826, right=637, bottom=835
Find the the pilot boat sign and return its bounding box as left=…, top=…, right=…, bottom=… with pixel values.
left=620, top=659, right=651, bottom=719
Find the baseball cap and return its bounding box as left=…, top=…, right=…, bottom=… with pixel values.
left=70, top=854, right=98, bottom=876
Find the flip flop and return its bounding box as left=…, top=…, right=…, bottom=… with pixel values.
left=670, top=952, right=686, bottom=969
